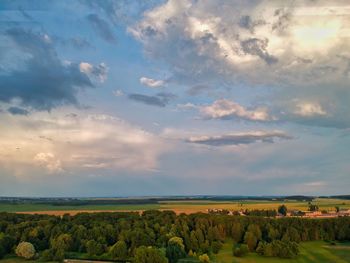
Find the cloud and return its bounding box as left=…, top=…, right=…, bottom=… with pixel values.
left=240, top=38, right=278, bottom=65
left=140, top=77, right=165, bottom=88
left=186, top=131, right=292, bottom=146
left=187, top=84, right=212, bottom=96
left=82, top=0, right=162, bottom=25
left=86, top=14, right=117, bottom=44
left=294, top=101, right=327, bottom=117
left=34, top=152, right=63, bottom=174
left=130, top=0, right=350, bottom=128
left=177, top=103, right=197, bottom=111
left=113, top=90, right=124, bottom=97
left=200, top=99, right=271, bottom=121
left=7, top=106, right=29, bottom=116
left=79, top=62, right=108, bottom=83
left=128, top=92, right=176, bottom=107
left=0, top=28, right=100, bottom=111
left=0, top=112, right=168, bottom=175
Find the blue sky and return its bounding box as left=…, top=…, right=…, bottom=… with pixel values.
left=0, top=0, right=349, bottom=196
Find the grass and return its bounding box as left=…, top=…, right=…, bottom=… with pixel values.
left=0, top=203, right=160, bottom=213
left=214, top=241, right=350, bottom=263
left=0, top=254, right=55, bottom=262
left=0, top=198, right=348, bottom=214
left=160, top=198, right=350, bottom=213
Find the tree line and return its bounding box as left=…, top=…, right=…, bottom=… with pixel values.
left=0, top=211, right=349, bottom=262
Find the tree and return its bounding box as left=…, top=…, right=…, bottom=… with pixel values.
left=51, top=233, right=72, bottom=252
left=109, top=240, right=128, bottom=259
left=278, top=205, right=288, bottom=216
left=198, top=253, right=210, bottom=263
left=233, top=244, right=249, bottom=257
left=50, top=233, right=73, bottom=261
left=134, top=246, right=168, bottom=263
left=211, top=241, right=222, bottom=254
left=86, top=240, right=104, bottom=256
left=15, top=242, right=36, bottom=260
left=244, top=231, right=258, bottom=251
left=231, top=222, right=243, bottom=242
left=0, top=244, right=4, bottom=260
left=166, top=237, right=186, bottom=263
left=308, top=204, right=319, bottom=212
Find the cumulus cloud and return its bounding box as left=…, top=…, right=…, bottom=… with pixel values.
left=294, top=101, right=327, bottom=117
left=86, top=14, right=117, bottom=44
left=130, top=0, right=350, bottom=128
left=200, top=99, right=271, bottom=121
left=0, top=28, right=102, bottom=111
left=34, top=152, right=63, bottom=174
left=0, top=112, right=168, bottom=175
left=79, top=62, right=108, bottom=83
left=140, top=77, right=165, bottom=88
left=187, top=131, right=292, bottom=146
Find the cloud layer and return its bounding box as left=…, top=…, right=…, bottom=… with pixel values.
left=0, top=112, right=167, bottom=176
left=1, top=28, right=101, bottom=111
left=130, top=0, right=350, bottom=128
left=187, top=131, right=291, bottom=146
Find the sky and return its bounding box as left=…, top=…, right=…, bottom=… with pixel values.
left=0, top=0, right=349, bottom=197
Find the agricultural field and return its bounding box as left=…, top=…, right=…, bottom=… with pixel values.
left=159, top=198, right=349, bottom=213
left=214, top=241, right=350, bottom=263
left=0, top=203, right=160, bottom=214
left=0, top=198, right=349, bottom=215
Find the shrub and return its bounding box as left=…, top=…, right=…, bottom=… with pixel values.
left=233, top=244, right=249, bottom=257
left=198, top=253, right=210, bottom=263
left=15, top=242, right=36, bottom=259
left=211, top=241, right=222, bottom=254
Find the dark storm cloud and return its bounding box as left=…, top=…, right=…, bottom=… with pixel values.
left=128, top=94, right=166, bottom=107
left=187, top=132, right=292, bottom=146
left=241, top=38, right=278, bottom=65
left=238, top=15, right=266, bottom=33
left=0, top=28, right=94, bottom=110
left=7, top=106, right=29, bottom=115
left=128, top=92, right=176, bottom=107
left=86, top=14, right=117, bottom=44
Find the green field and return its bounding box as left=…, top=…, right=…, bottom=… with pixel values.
left=0, top=198, right=348, bottom=214
left=0, top=203, right=160, bottom=213
left=214, top=241, right=350, bottom=263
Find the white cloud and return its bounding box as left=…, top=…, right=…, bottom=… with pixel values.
left=0, top=111, right=168, bottom=176
left=131, top=0, right=350, bottom=128
left=113, top=89, right=124, bottom=97
left=34, top=152, right=63, bottom=174
left=294, top=101, right=327, bottom=117
left=79, top=62, right=108, bottom=83
left=140, top=77, right=165, bottom=88
left=200, top=99, right=271, bottom=121
left=176, top=102, right=197, bottom=111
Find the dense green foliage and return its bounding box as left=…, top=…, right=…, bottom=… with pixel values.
left=278, top=205, right=288, bottom=216
left=15, top=242, right=36, bottom=259
left=0, top=211, right=349, bottom=262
